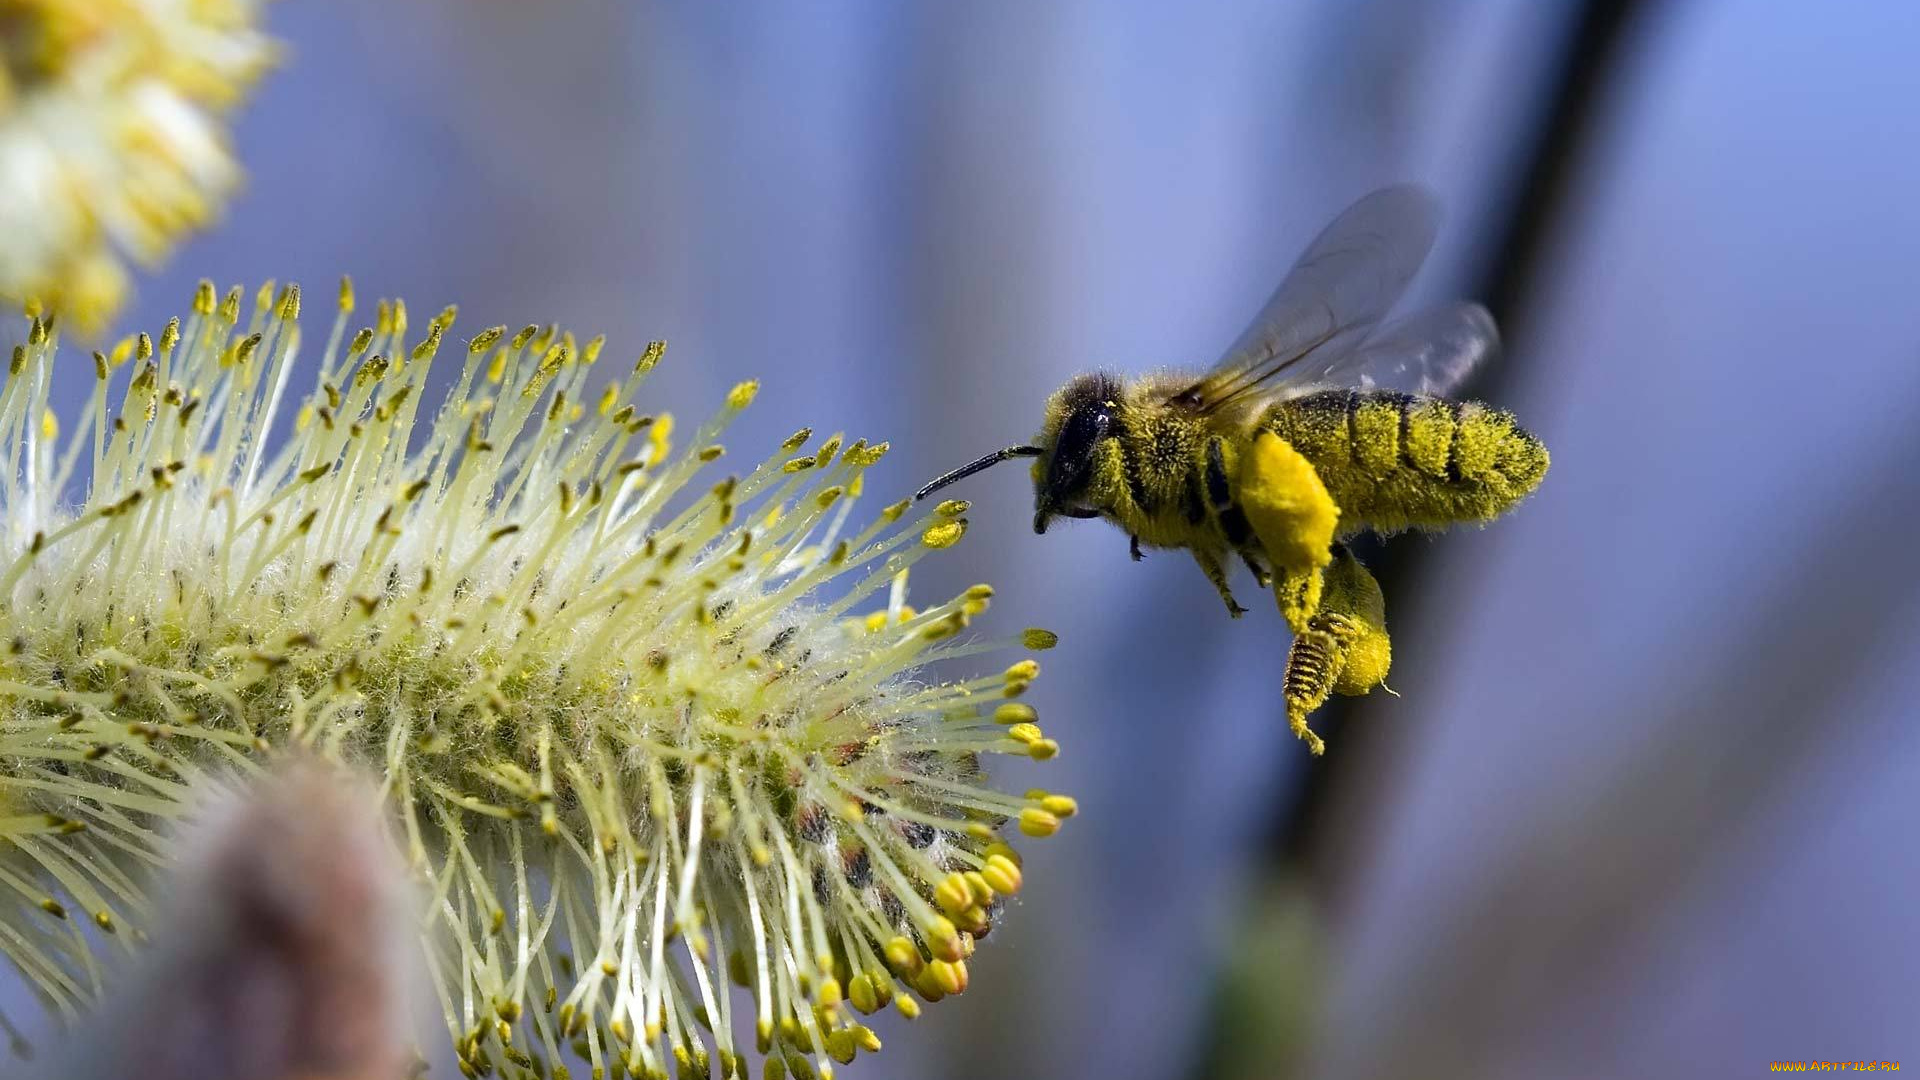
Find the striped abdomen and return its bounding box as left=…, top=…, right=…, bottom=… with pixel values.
left=1261, top=389, right=1548, bottom=537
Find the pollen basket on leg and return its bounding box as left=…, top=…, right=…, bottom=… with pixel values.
left=0, top=283, right=1071, bottom=1076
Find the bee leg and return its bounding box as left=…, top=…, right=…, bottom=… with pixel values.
left=1194, top=550, right=1247, bottom=618
left=1273, top=564, right=1325, bottom=637
left=1130, top=535, right=1144, bottom=562
left=1240, top=552, right=1273, bottom=589
left=1282, top=626, right=1340, bottom=756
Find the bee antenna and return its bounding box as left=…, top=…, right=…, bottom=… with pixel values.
left=914, top=445, right=1043, bottom=501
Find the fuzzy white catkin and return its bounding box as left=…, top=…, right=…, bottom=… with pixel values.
left=0, top=282, right=1072, bottom=1079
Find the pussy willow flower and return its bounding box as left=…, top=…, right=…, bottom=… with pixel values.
left=0, top=1, right=274, bottom=334
left=0, top=281, right=1074, bottom=1079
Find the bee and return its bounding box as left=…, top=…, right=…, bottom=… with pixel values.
left=915, top=185, right=1549, bottom=753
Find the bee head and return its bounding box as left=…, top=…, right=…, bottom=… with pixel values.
left=1031, top=373, right=1122, bottom=534
left=909, top=372, right=1124, bottom=529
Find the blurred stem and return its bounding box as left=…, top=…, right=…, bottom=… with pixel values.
left=1191, top=875, right=1326, bottom=1080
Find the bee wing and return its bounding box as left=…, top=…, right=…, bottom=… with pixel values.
left=1307, top=302, right=1500, bottom=397
left=1168, top=184, right=1440, bottom=414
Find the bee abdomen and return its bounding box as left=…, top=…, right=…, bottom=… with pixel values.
left=1265, top=390, right=1548, bottom=535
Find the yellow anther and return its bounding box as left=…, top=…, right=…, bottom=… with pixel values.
left=726, top=381, right=760, bottom=410
left=928, top=958, right=968, bottom=996
left=882, top=936, right=922, bottom=976
left=338, top=275, right=355, bottom=312
left=924, top=915, right=964, bottom=962
left=1021, top=628, right=1059, bottom=650
left=893, top=993, right=920, bottom=1019
left=636, top=339, right=667, bottom=373
left=995, top=703, right=1037, bottom=725
left=1005, top=723, right=1041, bottom=745
left=963, top=871, right=994, bottom=905
left=1027, top=739, right=1060, bottom=761
left=934, top=873, right=972, bottom=917
left=933, top=499, right=969, bottom=517
left=847, top=974, right=880, bottom=1015
left=1041, top=794, right=1078, bottom=817
left=982, top=853, right=1023, bottom=895
left=825, top=1030, right=857, bottom=1065
left=647, top=414, right=676, bottom=465
left=921, top=520, right=966, bottom=549
left=1019, top=807, right=1061, bottom=837
left=911, top=967, right=946, bottom=1003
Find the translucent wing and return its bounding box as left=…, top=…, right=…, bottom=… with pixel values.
left=1295, top=302, right=1499, bottom=398
left=1169, top=184, right=1441, bottom=414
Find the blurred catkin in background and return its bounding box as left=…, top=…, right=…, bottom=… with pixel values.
left=0, top=0, right=273, bottom=334
left=40, top=759, right=419, bottom=1080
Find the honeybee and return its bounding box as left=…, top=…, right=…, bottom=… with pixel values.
left=915, top=185, right=1549, bottom=753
